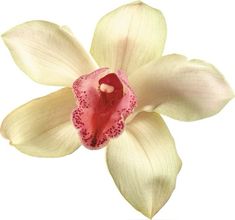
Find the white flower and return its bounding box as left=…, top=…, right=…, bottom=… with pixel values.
left=1, top=1, right=233, bottom=218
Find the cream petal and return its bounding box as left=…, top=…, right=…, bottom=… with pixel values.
left=1, top=88, right=80, bottom=157
left=106, top=112, right=181, bottom=218
left=130, top=54, right=234, bottom=121
left=2, top=20, right=97, bottom=86
left=90, top=1, right=166, bottom=75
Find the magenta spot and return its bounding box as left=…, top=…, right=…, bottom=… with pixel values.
left=72, top=68, right=137, bottom=149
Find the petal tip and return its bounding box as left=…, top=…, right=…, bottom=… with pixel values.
left=1, top=31, right=10, bottom=45
left=0, top=124, right=7, bottom=139
left=1, top=32, right=7, bottom=40
left=129, top=0, right=143, bottom=5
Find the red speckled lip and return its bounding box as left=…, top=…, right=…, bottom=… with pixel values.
left=72, top=68, right=137, bottom=149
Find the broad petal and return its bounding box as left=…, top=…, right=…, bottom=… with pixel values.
left=90, top=1, right=166, bottom=76
left=2, top=20, right=97, bottom=86
left=130, top=54, right=234, bottom=121
left=107, top=112, right=181, bottom=218
left=1, top=88, right=80, bottom=157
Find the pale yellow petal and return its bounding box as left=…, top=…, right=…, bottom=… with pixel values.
left=90, top=1, right=166, bottom=75
left=1, top=88, right=80, bottom=157
left=130, top=54, right=234, bottom=121
left=107, top=112, right=181, bottom=218
left=2, top=20, right=97, bottom=86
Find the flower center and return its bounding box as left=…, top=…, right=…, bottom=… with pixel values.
left=100, top=83, right=114, bottom=93
left=72, top=68, right=137, bottom=149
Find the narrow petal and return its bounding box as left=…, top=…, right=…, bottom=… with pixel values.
left=1, top=88, right=80, bottom=157
left=106, top=112, right=181, bottom=218
left=90, top=1, right=166, bottom=75
left=2, top=20, right=97, bottom=86
left=130, top=54, right=234, bottom=121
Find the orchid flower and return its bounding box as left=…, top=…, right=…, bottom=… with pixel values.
left=1, top=1, right=233, bottom=219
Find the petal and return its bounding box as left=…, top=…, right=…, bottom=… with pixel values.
left=90, top=1, right=166, bottom=75
left=2, top=20, right=97, bottom=86
left=130, top=54, right=234, bottom=121
left=106, top=112, right=181, bottom=218
left=1, top=88, right=80, bottom=157
left=72, top=68, right=137, bottom=149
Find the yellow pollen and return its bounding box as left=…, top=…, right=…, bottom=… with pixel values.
left=100, top=83, right=114, bottom=93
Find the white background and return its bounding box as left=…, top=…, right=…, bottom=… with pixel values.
left=0, top=0, right=235, bottom=219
